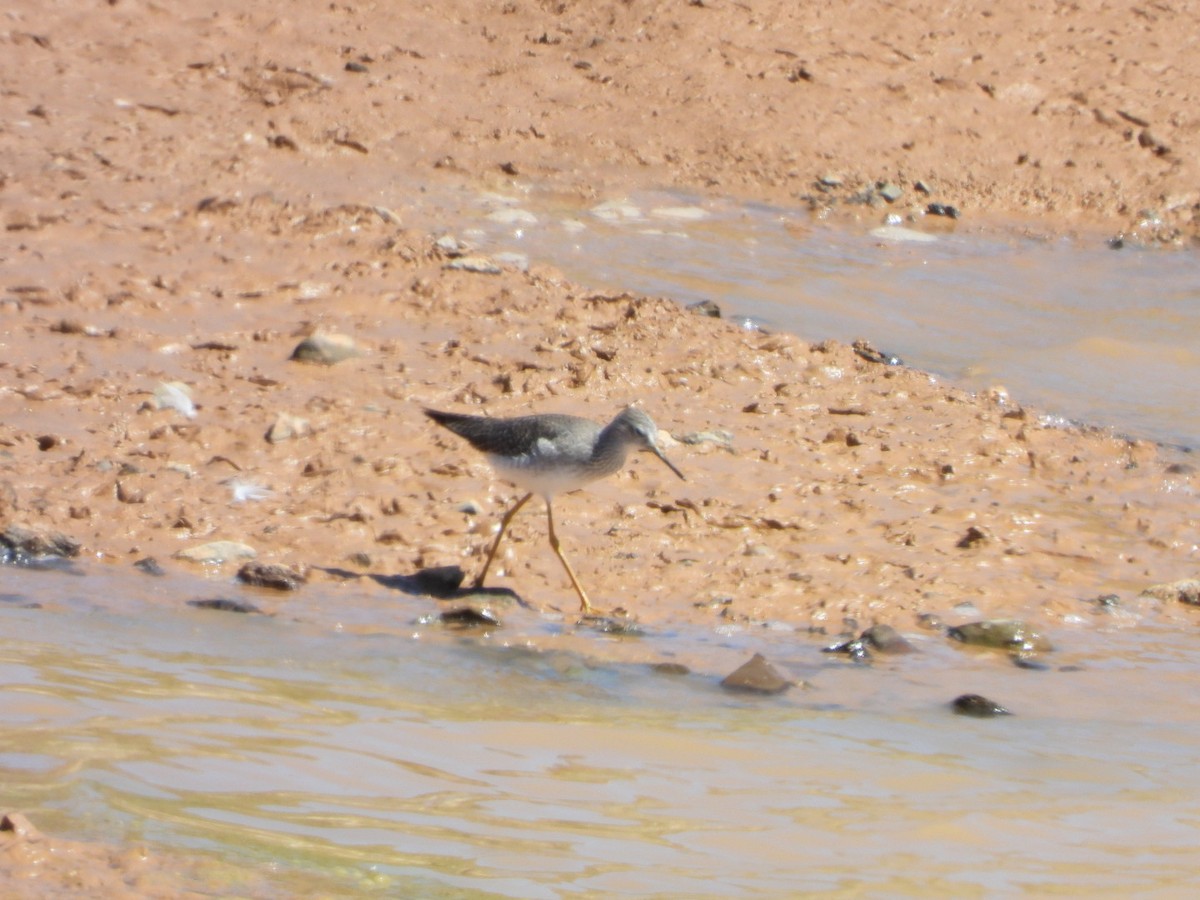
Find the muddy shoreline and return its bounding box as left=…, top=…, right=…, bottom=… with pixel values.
left=4, top=0, right=1199, bottom=891
left=3, top=231, right=1195, bottom=630
left=7, top=224, right=1199, bottom=898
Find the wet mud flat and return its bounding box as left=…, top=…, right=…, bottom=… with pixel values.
left=4, top=199, right=1199, bottom=634
left=3, top=196, right=1200, bottom=892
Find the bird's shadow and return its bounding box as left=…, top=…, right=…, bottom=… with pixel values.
left=312, top=564, right=535, bottom=609
left=312, top=566, right=644, bottom=633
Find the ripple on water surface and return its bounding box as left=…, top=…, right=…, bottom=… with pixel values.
left=4, top=564, right=1200, bottom=894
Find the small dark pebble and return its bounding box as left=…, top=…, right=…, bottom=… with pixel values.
left=721, top=652, right=792, bottom=694
left=188, top=598, right=262, bottom=614
left=344, top=61, right=369, bottom=73
left=651, top=662, right=690, bottom=676
left=413, top=565, right=466, bottom=597
left=852, top=339, right=903, bottom=366
left=236, top=561, right=306, bottom=591
left=438, top=606, right=501, bottom=629
left=956, top=525, right=989, bottom=548
left=822, top=635, right=871, bottom=662
left=952, top=694, right=1011, bottom=717
left=687, top=299, right=723, bottom=318
left=133, top=557, right=167, bottom=577
left=877, top=182, right=903, bottom=202
left=926, top=202, right=960, bottom=219
left=191, top=340, right=239, bottom=352
left=825, top=624, right=914, bottom=661
left=841, top=639, right=870, bottom=662
left=1092, top=593, right=1120, bottom=609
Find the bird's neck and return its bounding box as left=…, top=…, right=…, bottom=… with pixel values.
left=592, top=421, right=634, bottom=478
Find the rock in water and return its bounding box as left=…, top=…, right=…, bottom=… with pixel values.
left=822, top=634, right=871, bottom=662
left=952, top=694, right=1012, bottom=717
left=437, top=606, right=502, bottom=629
left=133, top=557, right=166, bottom=577
left=947, top=619, right=1052, bottom=653
left=720, top=653, right=791, bottom=694
left=237, top=562, right=306, bottom=591
left=862, top=623, right=915, bottom=654
left=0, top=525, right=81, bottom=563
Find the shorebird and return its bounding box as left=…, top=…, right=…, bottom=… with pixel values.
left=424, top=406, right=685, bottom=613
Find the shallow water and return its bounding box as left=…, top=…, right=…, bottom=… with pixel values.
left=5, top=563, right=1200, bottom=896
left=446, top=188, right=1200, bottom=450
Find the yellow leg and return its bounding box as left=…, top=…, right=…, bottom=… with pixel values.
left=474, top=492, right=532, bottom=588
left=546, top=500, right=595, bottom=614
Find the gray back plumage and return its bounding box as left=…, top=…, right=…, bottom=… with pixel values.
left=424, top=406, right=684, bottom=488
left=424, top=409, right=600, bottom=457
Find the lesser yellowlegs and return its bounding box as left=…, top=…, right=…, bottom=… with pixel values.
left=424, top=406, right=685, bottom=612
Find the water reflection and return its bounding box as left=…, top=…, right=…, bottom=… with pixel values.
left=4, top=565, right=1200, bottom=895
